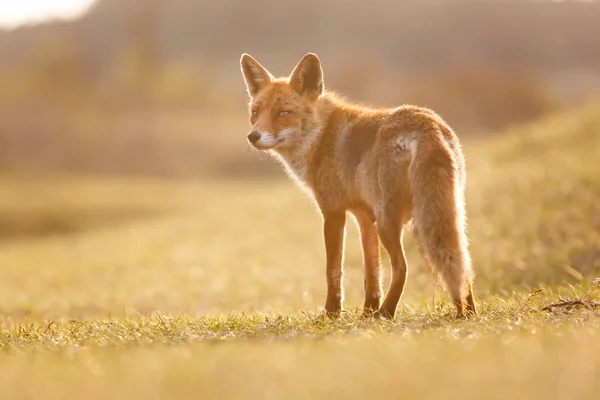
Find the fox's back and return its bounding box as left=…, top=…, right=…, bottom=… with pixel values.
left=309, top=101, right=463, bottom=214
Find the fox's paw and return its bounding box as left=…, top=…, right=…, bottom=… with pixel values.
left=361, top=306, right=380, bottom=319
left=373, top=307, right=396, bottom=320
left=456, top=310, right=478, bottom=320
left=362, top=296, right=382, bottom=316
left=323, top=299, right=342, bottom=319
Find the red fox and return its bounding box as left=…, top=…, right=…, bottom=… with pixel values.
left=240, top=53, right=477, bottom=319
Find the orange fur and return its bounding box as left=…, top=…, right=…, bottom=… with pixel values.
left=240, top=53, right=477, bottom=319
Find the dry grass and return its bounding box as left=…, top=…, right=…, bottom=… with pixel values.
left=0, top=101, right=599, bottom=399
left=1, top=289, right=600, bottom=399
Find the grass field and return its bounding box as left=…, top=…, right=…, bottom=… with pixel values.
left=0, top=101, right=599, bottom=399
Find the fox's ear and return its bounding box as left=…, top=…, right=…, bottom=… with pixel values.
left=289, top=53, right=324, bottom=99
left=240, top=53, right=273, bottom=97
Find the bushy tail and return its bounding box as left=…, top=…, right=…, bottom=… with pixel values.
left=409, top=131, right=474, bottom=307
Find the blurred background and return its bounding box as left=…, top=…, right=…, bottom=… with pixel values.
left=1, top=0, right=599, bottom=181
left=0, top=0, right=599, bottom=303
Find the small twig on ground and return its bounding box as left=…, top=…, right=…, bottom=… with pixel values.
left=541, top=299, right=600, bottom=312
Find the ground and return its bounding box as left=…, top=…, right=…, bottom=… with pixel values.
left=0, top=102, right=599, bottom=399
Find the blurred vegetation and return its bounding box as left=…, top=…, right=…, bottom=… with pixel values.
left=0, top=0, right=599, bottom=178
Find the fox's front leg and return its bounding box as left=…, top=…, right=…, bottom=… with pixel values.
left=323, top=211, right=346, bottom=316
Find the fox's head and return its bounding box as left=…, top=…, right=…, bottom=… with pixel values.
left=240, top=53, right=324, bottom=151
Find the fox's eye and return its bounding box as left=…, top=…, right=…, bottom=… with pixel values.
left=251, top=110, right=258, bottom=117
left=277, top=110, right=291, bottom=118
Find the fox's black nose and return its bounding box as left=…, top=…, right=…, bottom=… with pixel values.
left=247, top=131, right=261, bottom=144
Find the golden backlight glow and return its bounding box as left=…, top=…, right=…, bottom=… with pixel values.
left=0, top=0, right=95, bottom=29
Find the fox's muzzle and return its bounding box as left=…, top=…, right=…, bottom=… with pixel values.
left=247, top=131, right=261, bottom=145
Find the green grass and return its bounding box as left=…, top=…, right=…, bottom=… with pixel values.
left=0, top=102, right=599, bottom=399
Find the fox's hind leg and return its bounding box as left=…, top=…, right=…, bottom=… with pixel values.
left=374, top=204, right=411, bottom=319
left=352, top=210, right=382, bottom=315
